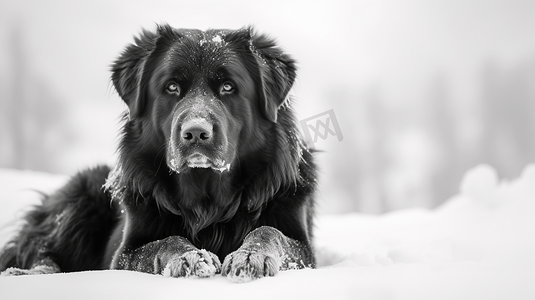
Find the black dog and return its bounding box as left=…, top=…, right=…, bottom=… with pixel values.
left=0, top=25, right=317, bottom=282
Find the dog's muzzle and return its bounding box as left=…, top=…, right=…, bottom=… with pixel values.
left=167, top=114, right=230, bottom=173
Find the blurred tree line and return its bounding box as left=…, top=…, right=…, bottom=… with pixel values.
left=0, top=25, right=72, bottom=173
left=319, top=56, right=535, bottom=213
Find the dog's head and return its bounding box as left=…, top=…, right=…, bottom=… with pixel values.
left=112, top=25, right=296, bottom=174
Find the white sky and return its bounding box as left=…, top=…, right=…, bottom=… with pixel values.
left=2, top=0, right=534, bottom=108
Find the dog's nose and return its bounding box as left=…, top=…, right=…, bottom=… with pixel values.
left=180, top=119, right=213, bottom=144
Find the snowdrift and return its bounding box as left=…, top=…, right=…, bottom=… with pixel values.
left=0, top=164, right=534, bottom=300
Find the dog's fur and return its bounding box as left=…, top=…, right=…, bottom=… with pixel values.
left=0, top=25, right=316, bottom=282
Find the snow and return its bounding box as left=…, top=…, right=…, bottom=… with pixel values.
left=1, top=164, right=535, bottom=299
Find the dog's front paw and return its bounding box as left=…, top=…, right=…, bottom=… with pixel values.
left=163, top=249, right=221, bottom=278
left=222, top=249, right=281, bottom=283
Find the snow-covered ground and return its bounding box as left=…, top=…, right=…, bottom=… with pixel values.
left=0, top=164, right=534, bottom=299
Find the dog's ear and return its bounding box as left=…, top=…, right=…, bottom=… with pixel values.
left=111, top=25, right=174, bottom=119
left=248, top=28, right=297, bottom=123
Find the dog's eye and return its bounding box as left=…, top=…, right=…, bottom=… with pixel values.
left=166, top=82, right=181, bottom=95
left=220, top=82, right=235, bottom=95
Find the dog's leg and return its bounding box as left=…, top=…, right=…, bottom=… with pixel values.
left=0, top=166, right=115, bottom=276
left=222, top=226, right=314, bottom=282
left=112, top=236, right=221, bottom=278
left=1, top=257, right=60, bottom=276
